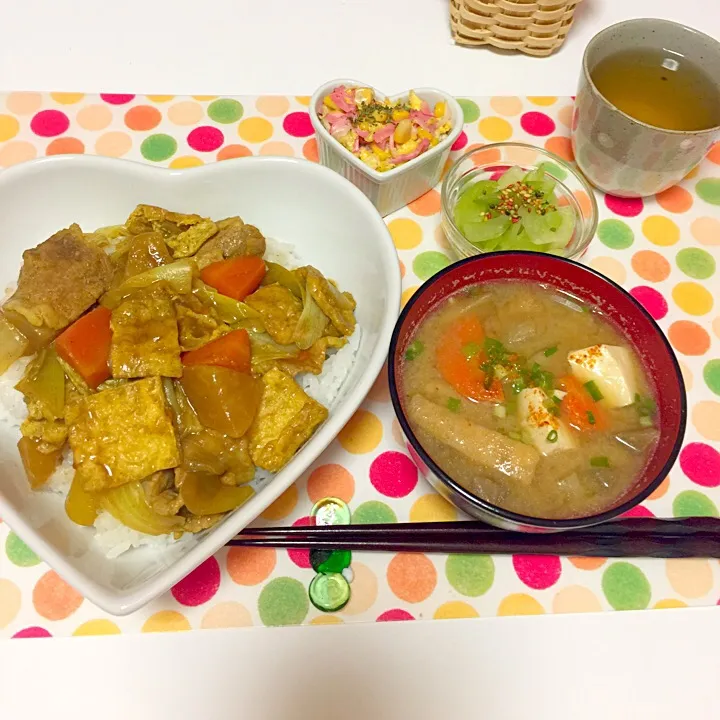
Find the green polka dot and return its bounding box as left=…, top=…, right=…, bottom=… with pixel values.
left=673, top=489, right=719, bottom=518
left=352, top=501, right=397, bottom=525
left=140, top=134, right=177, bottom=162
left=413, top=251, right=451, bottom=281
left=207, top=99, right=244, bottom=124
left=445, top=554, right=494, bottom=597
left=457, top=99, right=480, bottom=124
left=258, top=577, right=309, bottom=627
left=703, top=359, right=720, bottom=396
left=676, top=248, right=716, bottom=279
left=537, top=161, right=568, bottom=181
left=5, top=532, right=40, bottom=567
left=602, top=562, right=651, bottom=610
left=696, top=178, right=720, bottom=205
left=597, top=219, right=634, bottom=250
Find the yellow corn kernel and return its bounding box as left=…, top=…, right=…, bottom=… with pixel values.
left=394, top=118, right=412, bottom=145
left=323, top=96, right=338, bottom=110
left=392, top=108, right=410, bottom=122
left=408, top=91, right=422, bottom=111
left=355, top=87, right=373, bottom=105
left=417, top=128, right=433, bottom=141
left=434, top=101, right=446, bottom=118
left=371, top=143, right=391, bottom=160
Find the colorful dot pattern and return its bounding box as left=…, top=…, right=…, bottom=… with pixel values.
left=1, top=93, right=720, bottom=638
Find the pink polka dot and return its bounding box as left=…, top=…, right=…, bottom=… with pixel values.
left=171, top=556, right=221, bottom=606
left=187, top=126, right=224, bottom=152
left=605, top=194, right=644, bottom=217
left=282, top=112, right=314, bottom=138
left=520, top=111, right=556, bottom=136
left=630, top=286, right=668, bottom=320
left=100, top=94, right=135, bottom=105
left=451, top=131, right=468, bottom=151
left=12, top=626, right=52, bottom=639
left=377, top=609, right=415, bottom=622
left=512, top=555, right=561, bottom=590
left=680, top=443, right=720, bottom=487
left=369, top=451, right=418, bottom=498
left=30, top=110, right=69, bottom=137
left=621, top=505, right=655, bottom=518
left=287, top=516, right=315, bottom=568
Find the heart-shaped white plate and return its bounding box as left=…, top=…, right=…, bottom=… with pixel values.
left=0, top=154, right=400, bottom=615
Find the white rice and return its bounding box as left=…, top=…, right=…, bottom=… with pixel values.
left=0, top=237, right=360, bottom=558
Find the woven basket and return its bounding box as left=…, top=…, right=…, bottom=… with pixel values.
left=450, top=0, right=583, bottom=57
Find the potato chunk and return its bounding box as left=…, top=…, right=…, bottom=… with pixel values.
left=68, top=377, right=180, bottom=491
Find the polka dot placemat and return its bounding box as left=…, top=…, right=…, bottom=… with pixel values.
left=1, top=93, right=719, bottom=638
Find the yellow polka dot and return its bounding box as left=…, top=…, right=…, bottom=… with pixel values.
left=433, top=601, right=479, bottom=620
left=260, top=483, right=298, bottom=520
left=51, top=92, right=84, bottom=105
left=295, top=96, right=311, bottom=106
left=201, top=601, right=252, bottom=628
left=528, top=96, right=558, bottom=106
left=73, top=619, right=121, bottom=636
left=192, top=95, right=217, bottom=101
left=142, top=611, right=191, bottom=633
left=653, top=598, right=688, bottom=609
left=255, top=96, right=290, bottom=117
left=478, top=116, right=513, bottom=142
left=0, top=140, right=37, bottom=167
left=552, top=585, right=603, bottom=614
left=490, top=96, right=523, bottom=116
left=147, top=95, right=175, bottom=103
left=642, top=215, right=680, bottom=246
left=402, top=286, right=419, bottom=308
left=6, top=91, right=42, bottom=114
left=0, top=114, right=19, bottom=142
left=590, top=256, right=627, bottom=285
left=410, top=494, right=457, bottom=522
left=310, top=614, right=344, bottom=625
left=498, top=593, right=545, bottom=616
left=238, top=117, right=274, bottom=144
left=666, top=559, right=713, bottom=598
left=0, top=578, right=21, bottom=629
left=692, top=401, right=720, bottom=441
left=672, top=282, right=714, bottom=316
left=388, top=217, right=422, bottom=250
left=169, top=155, right=204, bottom=169
left=338, top=410, right=383, bottom=454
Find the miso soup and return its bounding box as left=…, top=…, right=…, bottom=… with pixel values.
left=400, top=282, right=659, bottom=519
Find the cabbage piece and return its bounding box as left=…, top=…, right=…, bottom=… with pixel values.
left=262, top=261, right=302, bottom=299
left=293, top=279, right=329, bottom=351
left=249, top=332, right=300, bottom=374
left=180, top=470, right=254, bottom=516
left=100, top=482, right=185, bottom=535
left=0, top=311, right=29, bottom=374
left=15, top=348, right=65, bottom=419
left=192, top=280, right=265, bottom=332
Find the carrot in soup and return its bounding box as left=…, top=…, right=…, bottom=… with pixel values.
left=558, top=375, right=607, bottom=431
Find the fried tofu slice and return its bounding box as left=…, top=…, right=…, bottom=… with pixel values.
left=110, top=285, right=182, bottom=378
left=68, top=377, right=180, bottom=491
left=195, top=218, right=266, bottom=269
left=245, top=284, right=303, bottom=345
left=248, top=368, right=328, bottom=472
left=5, top=224, right=113, bottom=330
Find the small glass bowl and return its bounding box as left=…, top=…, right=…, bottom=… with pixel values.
left=441, top=142, right=598, bottom=260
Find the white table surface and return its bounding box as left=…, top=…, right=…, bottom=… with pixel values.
left=2, top=1, right=720, bottom=718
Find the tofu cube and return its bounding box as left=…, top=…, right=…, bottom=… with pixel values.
left=517, top=387, right=577, bottom=456
left=567, top=344, right=637, bottom=408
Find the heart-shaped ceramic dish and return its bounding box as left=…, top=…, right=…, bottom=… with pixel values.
left=310, top=79, right=464, bottom=217
left=0, top=154, right=400, bottom=615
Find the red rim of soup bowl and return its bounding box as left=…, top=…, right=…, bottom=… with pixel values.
left=388, top=251, right=687, bottom=531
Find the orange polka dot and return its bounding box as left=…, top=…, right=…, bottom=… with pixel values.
left=387, top=553, right=437, bottom=603
left=505, top=145, right=538, bottom=167
left=656, top=185, right=693, bottom=213
left=679, top=361, right=693, bottom=392
left=392, top=418, right=405, bottom=446
left=648, top=475, right=670, bottom=500
left=690, top=217, right=720, bottom=246
left=544, top=136, right=574, bottom=162
left=142, top=611, right=190, bottom=633
left=307, top=464, right=355, bottom=503
left=227, top=546, right=277, bottom=585
left=569, top=556, right=607, bottom=570
left=631, top=250, right=671, bottom=282
left=399, top=259, right=406, bottom=277
left=668, top=320, right=711, bottom=355
left=408, top=189, right=441, bottom=217
left=95, top=131, right=132, bottom=158
left=45, top=137, right=84, bottom=155
left=574, top=190, right=593, bottom=217
left=490, top=96, right=523, bottom=116
left=6, top=91, right=41, bottom=114
left=337, top=410, right=383, bottom=454
left=341, top=562, right=378, bottom=615
left=76, top=104, right=112, bottom=131
left=685, top=166, right=700, bottom=180
left=255, top=96, right=290, bottom=117
left=217, top=144, right=252, bottom=161
left=259, top=141, right=294, bottom=156
left=303, top=138, right=318, bottom=162
left=260, top=484, right=298, bottom=520
left=0, top=140, right=37, bottom=167
left=367, top=362, right=390, bottom=403
left=557, top=105, right=574, bottom=128
left=125, top=105, right=162, bottom=131
left=706, top=143, right=720, bottom=165
left=467, top=144, right=501, bottom=166
left=32, top=570, right=84, bottom=620
left=201, top=601, right=252, bottom=629
left=435, top=225, right=450, bottom=250
left=168, top=101, right=204, bottom=126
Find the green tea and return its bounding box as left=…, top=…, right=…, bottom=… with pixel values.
left=591, top=48, right=720, bottom=131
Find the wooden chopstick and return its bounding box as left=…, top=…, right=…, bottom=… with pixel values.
left=227, top=517, right=720, bottom=558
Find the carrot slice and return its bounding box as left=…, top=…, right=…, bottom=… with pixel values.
left=435, top=315, right=504, bottom=403
left=55, top=306, right=112, bottom=389
left=182, top=329, right=251, bottom=373
left=200, top=256, right=266, bottom=301
left=559, top=375, right=607, bottom=431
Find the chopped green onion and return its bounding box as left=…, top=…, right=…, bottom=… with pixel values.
left=552, top=394, right=562, bottom=405
left=634, top=393, right=657, bottom=417
left=546, top=429, right=558, bottom=443
left=405, top=340, right=424, bottom=361
left=484, top=337, right=506, bottom=359
left=462, top=341, right=481, bottom=359
left=447, top=397, right=461, bottom=412
left=508, top=430, right=522, bottom=441
left=510, top=378, right=526, bottom=395
left=493, top=404, right=507, bottom=419
left=639, top=416, right=654, bottom=428
left=590, top=456, right=610, bottom=468
left=587, top=410, right=596, bottom=425
left=544, top=346, right=558, bottom=357
left=553, top=389, right=567, bottom=401
left=584, top=380, right=604, bottom=402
